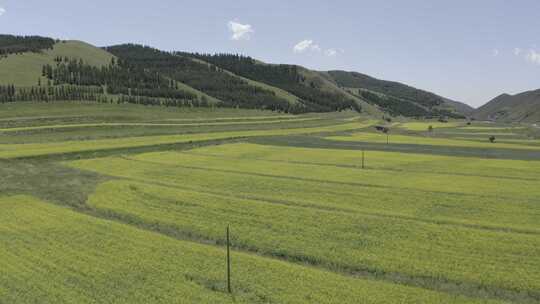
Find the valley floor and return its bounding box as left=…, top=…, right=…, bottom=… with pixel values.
left=1, top=102, right=539, bottom=303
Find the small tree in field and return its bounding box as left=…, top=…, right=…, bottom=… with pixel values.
left=428, top=125, right=433, bottom=133
left=489, top=136, right=496, bottom=143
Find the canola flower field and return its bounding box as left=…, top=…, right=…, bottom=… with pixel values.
left=1, top=102, right=539, bottom=303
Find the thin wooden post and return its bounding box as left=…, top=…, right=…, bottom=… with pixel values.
left=362, top=149, right=365, bottom=169
left=226, top=225, right=231, bottom=293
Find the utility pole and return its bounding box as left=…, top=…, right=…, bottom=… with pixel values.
left=362, top=149, right=365, bottom=169
left=226, top=225, right=231, bottom=294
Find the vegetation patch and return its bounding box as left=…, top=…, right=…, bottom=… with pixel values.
left=0, top=195, right=500, bottom=304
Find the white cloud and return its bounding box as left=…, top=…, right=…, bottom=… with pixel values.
left=325, top=49, right=338, bottom=57
left=492, top=49, right=499, bottom=57
left=325, top=48, right=344, bottom=57
left=525, top=49, right=540, bottom=65
left=0, top=7, right=6, bottom=16
left=228, top=20, right=254, bottom=41
left=293, top=40, right=344, bottom=57
left=514, top=48, right=522, bottom=56
left=293, top=40, right=321, bottom=53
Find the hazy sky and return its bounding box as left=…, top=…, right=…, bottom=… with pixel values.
left=0, top=0, right=539, bottom=107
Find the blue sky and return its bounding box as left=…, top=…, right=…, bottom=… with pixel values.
left=0, top=0, right=539, bottom=107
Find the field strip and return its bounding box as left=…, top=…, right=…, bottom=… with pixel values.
left=397, top=122, right=465, bottom=131
left=327, top=132, right=540, bottom=150
left=436, top=132, right=521, bottom=136
left=0, top=117, right=322, bottom=133
left=179, top=150, right=540, bottom=182
left=0, top=195, right=506, bottom=304
left=182, top=143, right=540, bottom=180
left=451, top=136, right=540, bottom=144
left=69, top=156, right=540, bottom=235
left=0, top=120, right=375, bottom=159
left=0, top=114, right=93, bottom=121
left=162, top=115, right=299, bottom=121
left=100, top=173, right=540, bottom=236
left=459, top=126, right=527, bottom=131
left=121, top=154, right=540, bottom=202
left=249, top=135, right=540, bottom=161
left=80, top=180, right=540, bottom=303
left=71, top=153, right=540, bottom=231
left=0, top=114, right=297, bottom=123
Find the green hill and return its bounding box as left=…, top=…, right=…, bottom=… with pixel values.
left=298, top=68, right=382, bottom=116
left=0, top=40, right=114, bottom=87
left=184, top=53, right=371, bottom=114
left=105, top=44, right=302, bottom=112
left=327, top=70, right=473, bottom=118
left=473, top=89, right=540, bottom=123
left=188, top=56, right=302, bottom=106
left=0, top=33, right=472, bottom=117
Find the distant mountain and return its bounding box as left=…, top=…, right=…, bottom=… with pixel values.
left=473, top=89, right=540, bottom=123
left=0, top=33, right=471, bottom=117
left=326, top=71, right=474, bottom=118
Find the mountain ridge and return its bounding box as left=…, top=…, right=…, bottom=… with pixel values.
left=327, top=70, right=474, bottom=117
left=0, top=33, right=471, bottom=117
left=473, top=89, right=540, bottom=122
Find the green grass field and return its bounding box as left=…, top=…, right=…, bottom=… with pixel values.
left=0, top=195, right=508, bottom=304
left=1, top=102, right=539, bottom=303
left=327, top=132, right=540, bottom=150
left=398, top=121, right=465, bottom=131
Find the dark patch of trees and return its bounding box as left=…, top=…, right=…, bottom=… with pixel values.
left=358, top=90, right=430, bottom=117
left=431, top=109, right=465, bottom=119
left=105, top=45, right=300, bottom=113
left=42, top=57, right=198, bottom=102
left=437, top=117, right=449, bottom=123
left=178, top=53, right=360, bottom=113
left=329, top=70, right=444, bottom=108
left=0, top=84, right=211, bottom=108
left=0, top=84, right=106, bottom=103
left=0, top=35, right=56, bottom=57
left=330, top=71, right=468, bottom=119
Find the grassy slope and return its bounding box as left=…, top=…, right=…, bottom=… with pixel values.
left=191, top=55, right=380, bottom=113
left=326, top=70, right=474, bottom=116
left=155, top=57, right=222, bottom=105
left=0, top=41, right=223, bottom=104
left=473, top=90, right=540, bottom=123
left=189, top=57, right=303, bottom=106
left=297, top=68, right=382, bottom=116
left=171, top=77, right=222, bottom=104
left=0, top=41, right=114, bottom=87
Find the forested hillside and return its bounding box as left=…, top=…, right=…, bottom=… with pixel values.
left=106, top=45, right=304, bottom=112
left=184, top=53, right=362, bottom=113
left=327, top=70, right=473, bottom=118
left=0, top=34, right=474, bottom=117
left=0, top=35, right=56, bottom=57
